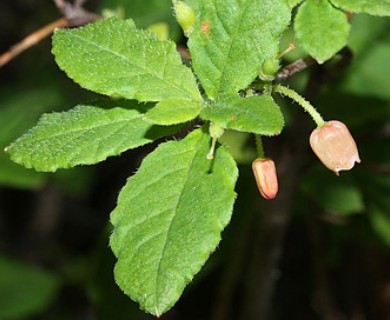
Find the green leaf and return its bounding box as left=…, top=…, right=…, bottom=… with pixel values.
left=289, top=0, right=303, bottom=8
left=0, top=255, right=60, bottom=319
left=52, top=18, right=201, bottom=102
left=110, top=128, right=238, bottom=316
left=301, top=166, right=364, bottom=215
left=341, top=43, right=390, bottom=100
left=330, top=0, right=390, bottom=16
left=361, top=175, right=390, bottom=245
left=102, top=0, right=170, bottom=25
left=7, top=100, right=180, bottom=172
left=181, top=0, right=200, bottom=11
left=200, top=95, right=284, bottom=135
left=188, top=0, right=291, bottom=99
left=347, top=14, right=390, bottom=55
left=144, top=99, right=203, bottom=125
left=0, top=87, right=64, bottom=189
left=294, top=0, right=350, bottom=63
left=369, top=205, right=390, bottom=246
left=101, top=0, right=182, bottom=37
left=219, top=130, right=257, bottom=164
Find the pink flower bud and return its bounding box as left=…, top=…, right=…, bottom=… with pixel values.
left=310, top=120, right=361, bottom=175
left=252, top=158, right=278, bottom=200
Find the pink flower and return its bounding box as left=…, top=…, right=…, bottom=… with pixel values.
left=310, top=120, right=361, bottom=175
left=252, top=158, right=278, bottom=199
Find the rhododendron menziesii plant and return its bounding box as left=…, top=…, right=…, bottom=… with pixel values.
left=4, top=0, right=371, bottom=316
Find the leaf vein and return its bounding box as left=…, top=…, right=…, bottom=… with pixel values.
left=68, top=33, right=198, bottom=101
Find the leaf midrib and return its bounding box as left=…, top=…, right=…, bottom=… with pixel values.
left=11, top=113, right=143, bottom=146
left=67, top=32, right=200, bottom=101
left=153, top=135, right=205, bottom=312
left=212, top=0, right=252, bottom=96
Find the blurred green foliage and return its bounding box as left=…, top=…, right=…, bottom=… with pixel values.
left=0, top=255, right=60, bottom=319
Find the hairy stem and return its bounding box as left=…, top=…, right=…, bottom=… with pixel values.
left=254, top=135, right=265, bottom=159
left=273, top=84, right=325, bottom=127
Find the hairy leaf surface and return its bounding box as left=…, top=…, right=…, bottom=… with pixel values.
left=52, top=18, right=201, bottom=102
left=110, top=128, right=238, bottom=316
left=330, top=0, right=390, bottom=16
left=144, top=99, right=203, bottom=125
left=7, top=100, right=179, bottom=172
left=295, top=0, right=350, bottom=63
left=200, top=95, right=284, bottom=135
left=188, top=0, right=291, bottom=99
left=289, top=0, right=303, bottom=8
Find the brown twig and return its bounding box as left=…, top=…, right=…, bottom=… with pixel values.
left=276, top=47, right=353, bottom=82
left=0, top=0, right=98, bottom=68
left=0, top=18, right=69, bottom=67
left=54, top=0, right=99, bottom=26
left=275, top=57, right=316, bottom=81
left=53, top=0, right=67, bottom=11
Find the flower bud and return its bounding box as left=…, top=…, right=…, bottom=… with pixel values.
left=252, top=158, right=278, bottom=200
left=259, top=58, right=280, bottom=81
left=310, top=120, right=361, bottom=175
left=172, top=0, right=197, bottom=37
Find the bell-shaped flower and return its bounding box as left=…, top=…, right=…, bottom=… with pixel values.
left=310, top=120, right=360, bottom=175
left=252, top=158, right=278, bottom=200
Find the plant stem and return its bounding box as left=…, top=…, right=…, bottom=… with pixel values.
left=0, top=18, right=69, bottom=67
left=254, top=135, right=265, bottom=159
left=273, top=84, right=325, bottom=127
left=207, top=136, right=218, bottom=160
left=275, top=57, right=315, bottom=81
left=276, top=42, right=295, bottom=60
